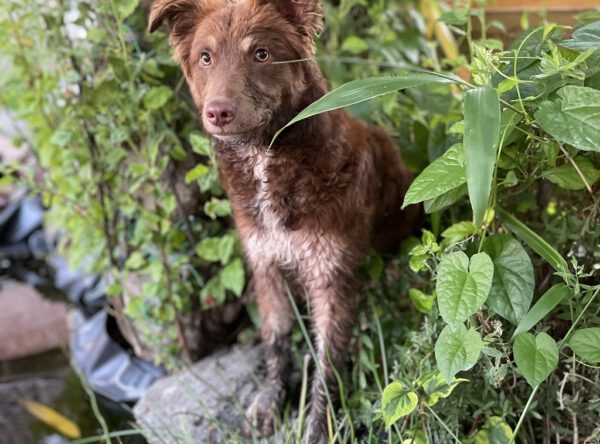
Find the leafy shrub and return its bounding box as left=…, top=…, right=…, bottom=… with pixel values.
left=294, top=4, right=599, bottom=441
left=0, top=0, right=245, bottom=366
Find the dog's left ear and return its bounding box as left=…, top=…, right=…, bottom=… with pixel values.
left=261, top=0, right=323, bottom=37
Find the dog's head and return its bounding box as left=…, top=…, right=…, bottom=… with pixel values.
left=149, top=0, right=324, bottom=143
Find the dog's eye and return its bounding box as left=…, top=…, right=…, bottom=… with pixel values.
left=254, top=49, right=269, bottom=63
left=200, top=52, right=212, bottom=66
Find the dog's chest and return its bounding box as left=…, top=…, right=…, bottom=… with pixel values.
left=242, top=152, right=340, bottom=273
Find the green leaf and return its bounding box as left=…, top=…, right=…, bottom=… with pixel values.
left=417, top=371, right=468, bottom=407
left=542, top=157, right=600, bottom=190
left=474, top=416, right=514, bottom=444
left=435, top=324, right=483, bottom=383
left=117, top=0, right=140, bottom=20
left=497, top=208, right=570, bottom=276
left=569, top=328, right=600, bottom=363
left=143, top=86, right=172, bottom=110
left=271, top=72, right=456, bottom=146
left=190, top=133, right=212, bottom=156
left=195, top=237, right=221, bottom=262
left=381, top=382, right=419, bottom=429
left=561, top=21, right=600, bottom=52
left=200, top=276, right=226, bottom=303
left=204, top=198, right=231, bottom=219
left=483, top=234, right=534, bottom=325
left=220, top=258, right=245, bottom=296
left=340, top=36, right=369, bottom=54
left=424, top=183, right=467, bottom=214
left=218, top=234, right=235, bottom=264
left=185, top=164, right=210, bottom=184
left=441, top=221, right=478, bottom=245
left=439, top=7, right=469, bottom=25
left=403, top=144, right=466, bottom=208
left=408, top=288, right=436, bottom=314
left=513, top=332, right=558, bottom=387
left=513, top=284, right=570, bottom=338
left=436, top=251, right=494, bottom=325
left=464, top=86, right=501, bottom=225
left=534, top=86, right=600, bottom=153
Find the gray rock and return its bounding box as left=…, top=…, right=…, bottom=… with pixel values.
left=134, top=345, right=268, bottom=444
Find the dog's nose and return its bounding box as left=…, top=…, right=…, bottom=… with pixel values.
left=205, top=99, right=236, bottom=127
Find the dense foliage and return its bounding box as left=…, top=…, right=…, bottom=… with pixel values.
left=1, top=0, right=599, bottom=442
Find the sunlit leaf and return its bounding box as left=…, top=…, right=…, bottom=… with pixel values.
left=381, top=382, right=419, bottom=429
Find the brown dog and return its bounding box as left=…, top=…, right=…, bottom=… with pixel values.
left=148, top=0, right=419, bottom=441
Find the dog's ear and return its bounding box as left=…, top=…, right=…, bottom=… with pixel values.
left=148, top=0, right=205, bottom=38
left=263, top=0, right=324, bottom=37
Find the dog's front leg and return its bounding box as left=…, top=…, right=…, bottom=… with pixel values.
left=245, top=262, right=294, bottom=436
left=305, top=276, right=359, bottom=444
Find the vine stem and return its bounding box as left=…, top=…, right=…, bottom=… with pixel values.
left=510, top=286, right=600, bottom=442
left=556, top=142, right=594, bottom=196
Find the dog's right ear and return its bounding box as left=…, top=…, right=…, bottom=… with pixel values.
left=148, top=0, right=204, bottom=38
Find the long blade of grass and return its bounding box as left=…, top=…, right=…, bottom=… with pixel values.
left=464, top=86, right=501, bottom=225
left=512, top=283, right=570, bottom=339
left=270, top=72, right=457, bottom=147
left=497, top=207, right=570, bottom=276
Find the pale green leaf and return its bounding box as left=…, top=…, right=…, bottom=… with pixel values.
left=424, top=183, right=467, bottom=214
left=220, top=258, right=245, bottom=296
left=408, top=288, right=436, bottom=313
left=436, top=251, right=494, bottom=325
left=542, top=157, right=600, bottom=190
left=441, top=221, right=478, bottom=244
left=185, top=164, right=210, bottom=184
left=534, top=86, right=600, bottom=152
left=435, top=324, right=482, bottom=383
left=417, top=371, right=468, bottom=407
left=569, top=328, right=600, bottom=363
left=381, top=382, right=419, bottom=429
left=143, top=86, right=172, bottom=110
left=403, top=144, right=466, bottom=208
left=514, top=332, right=558, bottom=387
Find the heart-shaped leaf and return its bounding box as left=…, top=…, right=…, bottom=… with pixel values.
left=436, top=251, right=494, bottom=325
left=569, top=328, right=600, bottom=363
left=513, top=332, right=558, bottom=387
left=483, top=234, right=534, bottom=325
left=435, top=324, right=482, bottom=383
left=381, top=382, right=419, bottom=429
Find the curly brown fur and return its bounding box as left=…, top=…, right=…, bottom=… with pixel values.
left=149, top=1, right=420, bottom=441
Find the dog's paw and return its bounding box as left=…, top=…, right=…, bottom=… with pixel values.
left=244, top=384, right=284, bottom=437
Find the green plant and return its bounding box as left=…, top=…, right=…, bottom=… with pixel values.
left=0, top=0, right=245, bottom=366
left=271, top=4, right=600, bottom=442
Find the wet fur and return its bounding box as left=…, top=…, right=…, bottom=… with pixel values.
left=149, top=1, right=420, bottom=441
